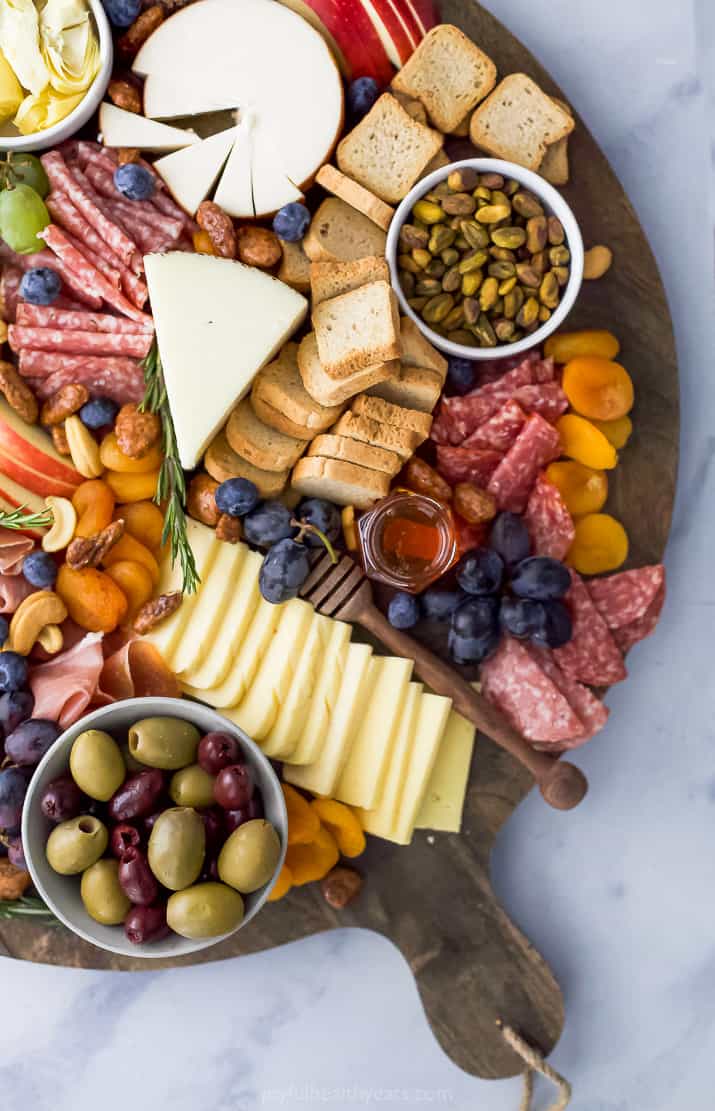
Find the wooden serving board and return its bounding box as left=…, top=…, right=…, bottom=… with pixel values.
left=0, top=0, right=679, bottom=1080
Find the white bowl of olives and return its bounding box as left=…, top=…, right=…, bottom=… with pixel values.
left=21, top=697, right=288, bottom=958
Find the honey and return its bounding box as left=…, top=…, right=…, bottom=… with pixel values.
left=357, top=491, right=458, bottom=593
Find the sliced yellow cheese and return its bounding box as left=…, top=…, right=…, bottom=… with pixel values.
left=287, top=619, right=351, bottom=765
left=415, top=711, right=475, bottom=833
left=172, top=540, right=245, bottom=677
left=181, top=546, right=262, bottom=691
left=261, top=611, right=335, bottom=759
left=334, top=655, right=413, bottom=810
left=357, top=681, right=422, bottom=839
left=390, top=692, right=452, bottom=845
left=144, top=519, right=219, bottom=664
left=283, top=641, right=372, bottom=797
left=224, top=599, right=313, bottom=741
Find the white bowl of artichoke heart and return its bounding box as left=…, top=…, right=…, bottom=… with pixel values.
left=0, top=0, right=112, bottom=151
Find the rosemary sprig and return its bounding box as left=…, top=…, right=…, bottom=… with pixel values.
left=0, top=505, right=54, bottom=531
left=0, top=895, right=58, bottom=924
left=139, top=343, right=199, bottom=594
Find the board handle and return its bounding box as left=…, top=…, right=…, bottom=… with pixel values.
left=359, top=604, right=588, bottom=811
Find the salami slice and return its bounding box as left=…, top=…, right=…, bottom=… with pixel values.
left=435, top=445, right=502, bottom=486
left=16, top=303, right=153, bottom=334
left=487, top=414, right=561, bottom=513
left=453, top=515, right=488, bottom=555
left=527, top=644, right=609, bottom=746
left=532, top=356, right=556, bottom=383
left=554, top=570, right=627, bottom=686
left=480, top=636, right=584, bottom=744
left=103, top=202, right=170, bottom=255
left=0, top=244, right=102, bottom=309
left=433, top=393, right=503, bottom=444
left=586, top=565, right=666, bottom=630
left=511, top=382, right=569, bottom=424
left=40, top=225, right=148, bottom=323
left=9, top=325, right=153, bottom=359
left=84, top=163, right=183, bottom=242
left=612, top=582, right=666, bottom=653
left=524, top=474, right=575, bottom=560
left=24, top=355, right=145, bottom=404
left=462, top=400, right=527, bottom=453
left=471, top=349, right=539, bottom=386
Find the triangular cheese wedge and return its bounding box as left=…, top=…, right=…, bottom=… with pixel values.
left=99, top=102, right=198, bottom=152
left=250, top=124, right=303, bottom=216
left=153, top=126, right=237, bottom=214
left=144, top=252, right=307, bottom=469
left=213, top=116, right=254, bottom=218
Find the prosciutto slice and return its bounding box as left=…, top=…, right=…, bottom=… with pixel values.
left=0, top=574, right=35, bottom=614
left=29, top=633, right=105, bottom=728
left=0, top=527, right=34, bottom=575
left=97, top=638, right=181, bottom=703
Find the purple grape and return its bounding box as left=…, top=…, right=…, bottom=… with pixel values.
left=0, top=766, right=28, bottom=828
left=0, top=691, right=34, bottom=736
left=7, top=835, right=26, bottom=870
left=5, top=718, right=60, bottom=765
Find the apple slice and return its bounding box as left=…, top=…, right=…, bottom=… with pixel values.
left=358, top=0, right=417, bottom=67
left=0, top=473, right=48, bottom=537
left=0, top=449, right=80, bottom=499
left=154, top=127, right=239, bottom=215
left=99, top=103, right=199, bottom=151
left=284, top=0, right=395, bottom=83
left=213, top=117, right=255, bottom=218
left=0, top=399, right=81, bottom=488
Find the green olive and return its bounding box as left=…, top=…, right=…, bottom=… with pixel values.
left=120, top=741, right=145, bottom=774
left=167, top=882, right=244, bottom=939
left=218, top=819, right=281, bottom=894
left=80, top=859, right=131, bottom=925
left=128, top=717, right=200, bottom=770
left=69, top=730, right=125, bottom=801
left=148, top=807, right=205, bottom=890
left=169, top=764, right=216, bottom=808
left=46, top=815, right=108, bottom=876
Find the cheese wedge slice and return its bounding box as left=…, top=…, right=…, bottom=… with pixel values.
left=250, top=124, right=303, bottom=216
left=261, top=612, right=335, bottom=759
left=223, top=599, right=313, bottom=740
left=286, top=619, right=351, bottom=765
left=180, top=547, right=262, bottom=690
left=171, top=540, right=245, bottom=677
left=144, top=252, right=307, bottom=469
left=213, top=115, right=254, bottom=218
left=143, top=519, right=219, bottom=662
left=390, top=693, right=452, bottom=845
left=334, top=655, right=413, bottom=810
left=357, top=681, right=423, bottom=838
left=141, top=70, right=245, bottom=120
left=153, top=126, right=238, bottom=214
left=185, top=594, right=282, bottom=708
left=415, top=711, right=475, bottom=833
left=283, top=642, right=372, bottom=797
left=99, top=103, right=198, bottom=152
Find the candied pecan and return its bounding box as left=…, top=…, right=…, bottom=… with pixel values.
left=118, top=147, right=140, bottom=165
left=237, top=226, right=282, bottom=269
left=187, top=473, right=220, bottom=527
left=133, top=591, right=182, bottom=634
left=40, top=383, right=89, bottom=427
left=0, top=858, right=31, bottom=901
left=51, top=424, right=70, bottom=455
left=0, top=360, right=38, bottom=423
left=107, top=78, right=141, bottom=114
left=321, top=867, right=363, bottom=909
left=66, top=519, right=125, bottom=570
left=453, top=482, right=497, bottom=524
left=117, top=5, right=164, bottom=58
left=115, top=403, right=161, bottom=459
left=216, top=513, right=241, bottom=543
left=196, top=200, right=237, bottom=260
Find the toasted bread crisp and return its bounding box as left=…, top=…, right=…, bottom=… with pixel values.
left=312, top=280, right=401, bottom=379
left=399, top=316, right=448, bottom=381
left=418, top=148, right=451, bottom=180
left=308, top=433, right=402, bottom=476
left=277, top=240, right=311, bottom=292
left=292, top=456, right=390, bottom=510
left=298, top=333, right=398, bottom=407
left=539, top=97, right=572, bottom=185
left=316, top=165, right=395, bottom=232
left=331, top=411, right=422, bottom=461
left=303, top=198, right=387, bottom=263
left=337, top=94, right=444, bottom=205
left=310, top=256, right=389, bottom=306
left=204, top=429, right=288, bottom=498
left=350, top=394, right=433, bottom=440
left=469, top=74, right=574, bottom=171
left=366, top=365, right=442, bottom=413
left=226, top=398, right=306, bottom=472
left=392, top=24, right=497, bottom=133
left=251, top=342, right=343, bottom=440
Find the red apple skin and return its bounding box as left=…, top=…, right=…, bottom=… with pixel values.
left=0, top=450, right=80, bottom=499
left=362, top=0, right=420, bottom=64
left=288, top=0, right=395, bottom=83
left=0, top=409, right=82, bottom=488
left=401, top=0, right=437, bottom=35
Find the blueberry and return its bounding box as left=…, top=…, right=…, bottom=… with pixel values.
left=510, top=557, right=571, bottom=602
left=259, top=539, right=310, bottom=604
left=456, top=548, right=504, bottom=596
left=102, top=0, right=141, bottom=27
left=296, top=498, right=341, bottom=547
left=451, top=595, right=499, bottom=639
left=215, top=478, right=259, bottom=518
left=243, top=501, right=296, bottom=548
left=79, top=396, right=119, bottom=430
left=19, top=267, right=61, bottom=306
left=114, top=163, right=155, bottom=201
left=0, top=651, right=28, bottom=692
left=500, top=597, right=547, bottom=640
left=532, top=600, right=573, bottom=648
left=22, top=550, right=57, bottom=589
left=347, top=76, right=380, bottom=121
left=272, top=203, right=310, bottom=243
left=0, top=616, right=8, bottom=645
left=420, top=587, right=465, bottom=623
left=488, top=512, right=531, bottom=567
left=446, top=356, right=477, bottom=395
left=387, top=591, right=420, bottom=629
left=448, top=628, right=500, bottom=665
left=0, top=690, right=34, bottom=734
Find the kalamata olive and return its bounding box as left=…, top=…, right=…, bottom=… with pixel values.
left=197, top=732, right=243, bottom=775
left=110, top=822, right=142, bottom=859
left=147, top=807, right=205, bottom=890
left=5, top=718, right=61, bottom=766
left=200, top=855, right=220, bottom=882
left=142, top=809, right=163, bottom=835
left=124, top=902, right=170, bottom=945
left=81, top=859, right=131, bottom=925
left=218, top=819, right=281, bottom=894
left=167, top=882, right=244, bottom=939
left=118, top=846, right=159, bottom=906
left=46, top=815, right=108, bottom=875
left=40, top=775, right=84, bottom=823
left=7, top=835, right=26, bottom=870
left=108, top=769, right=164, bottom=822
left=214, top=763, right=254, bottom=810
left=70, top=730, right=125, bottom=801
left=199, top=807, right=224, bottom=849
left=128, top=717, right=200, bottom=770
left=223, top=794, right=264, bottom=834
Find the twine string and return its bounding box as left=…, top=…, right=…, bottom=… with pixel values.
left=496, top=1020, right=572, bottom=1111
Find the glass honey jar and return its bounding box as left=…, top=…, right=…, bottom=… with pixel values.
left=356, top=490, right=459, bottom=594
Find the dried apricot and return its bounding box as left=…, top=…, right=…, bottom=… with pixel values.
left=562, top=357, right=634, bottom=421
left=72, top=479, right=115, bottom=538
left=282, top=783, right=321, bottom=845
left=556, top=414, right=618, bottom=470
left=116, top=500, right=165, bottom=552
left=105, top=560, right=154, bottom=618
left=105, top=469, right=160, bottom=502
left=310, top=798, right=366, bottom=858
left=567, top=513, right=629, bottom=575
left=100, top=431, right=163, bottom=474
left=544, top=329, right=620, bottom=363
left=285, top=826, right=339, bottom=885
left=56, top=564, right=128, bottom=632
left=102, top=532, right=160, bottom=585
left=192, top=229, right=218, bottom=255
left=592, top=415, right=633, bottom=450
left=544, top=461, right=608, bottom=516
left=267, top=862, right=293, bottom=902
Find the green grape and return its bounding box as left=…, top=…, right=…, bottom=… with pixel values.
left=0, top=184, right=50, bottom=255
left=2, top=154, right=50, bottom=198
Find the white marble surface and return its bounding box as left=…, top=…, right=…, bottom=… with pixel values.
left=1, top=2, right=713, bottom=1108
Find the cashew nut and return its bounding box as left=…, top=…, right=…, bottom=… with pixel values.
left=583, top=245, right=613, bottom=281
left=65, top=415, right=104, bottom=479
left=0, top=321, right=7, bottom=346
left=37, top=624, right=64, bottom=654
left=42, top=495, right=78, bottom=553
left=9, top=591, right=68, bottom=655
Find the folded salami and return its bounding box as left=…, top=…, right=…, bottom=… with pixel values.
left=462, top=400, right=527, bottom=453
left=554, top=571, right=627, bottom=686
left=481, top=636, right=585, bottom=744
left=487, top=414, right=561, bottom=513
left=587, top=566, right=667, bottom=654
left=613, top=583, right=665, bottom=653
left=21, top=354, right=145, bottom=404
left=39, top=224, right=148, bottom=323
left=527, top=644, right=609, bottom=746
left=524, top=475, right=575, bottom=560
left=16, top=303, right=154, bottom=334
left=432, top=378, right=567, bottom=446
left=510, top=382, right=569, bottom=424
left=435, top=445, right=502, bottom=486
left=9, top=325, right=154, bottom=359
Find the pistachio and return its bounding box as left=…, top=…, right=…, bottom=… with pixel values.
left=398, top=253, right=421, bottom=274
left=407, top=296, right=428, bottom=311
left=490, top=190, right=511, bottom=209
left=549, top=245, right=571, bottom=266
left=503, top=288, right=523, bottom=319
left=463, top=297, right=479, bottom=325
left=415, top=278, right=443, bottom=297
left=512, top=191, right=544, bottom=219
left=479, top=276, right=499, bottom=312
left=472, top=314, right=497, bottom=346
left=441, top=266, right=462, bottom=293
left=498, top=275, right=518, bottom=296
left=413, top=200, right=445, bottom=225
left=489, top=246, right=516, bottom=262
left=424, top=259, right=445, bottom=279
left=399, top=224, right=429, bottom=251
left=539, top=271, right=560, bottom=308
left=525, top=216, right=548, bottom=253
left=479, top=172, right=505, bottom=189
left=412, top=248, right=432, bottom=269
left=441, top=192, right=477, bottom=216
left=440, top=248, right=459, bottom=267
left=474, top=185, right=492, bottom=202
left=400, top=270, right=416, bottom=295
left=488, top=260, right=516, bottom=280
left=443, top=304, right=465, bottom=331
left=429, top=225, right=456, bottom=253
left=583, top=244, right=613, bottom=280
left=531, top=250, right=548, bottom=275
left=494, top=318, right=516, bottom=342
left=460, top=221, right=490, bottom=249
left=552, top=265, right=570, bottom=287
left=423, top=293, right=455, bottom=324
left=515, top=262, right=541, bottom=288
left=448, top=168, right=479, bottom=192
left=454, top=234, right=470, bottom=250
left=538, top=305, right=552, bottom=323
left=458, top=250, right=488, bottom=275
left=447, top=329, right=479, bottom=346
left=504, top=178, right=521, bottom=196
left=425, top=181, right=451, bottom=200
left=476, top=204, right=511, bottom=224
left=461, top=271, right=483, bottom=296
left=547, top=216, right=565, bottom=245
left=516, top=297, right=540, bottom=328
